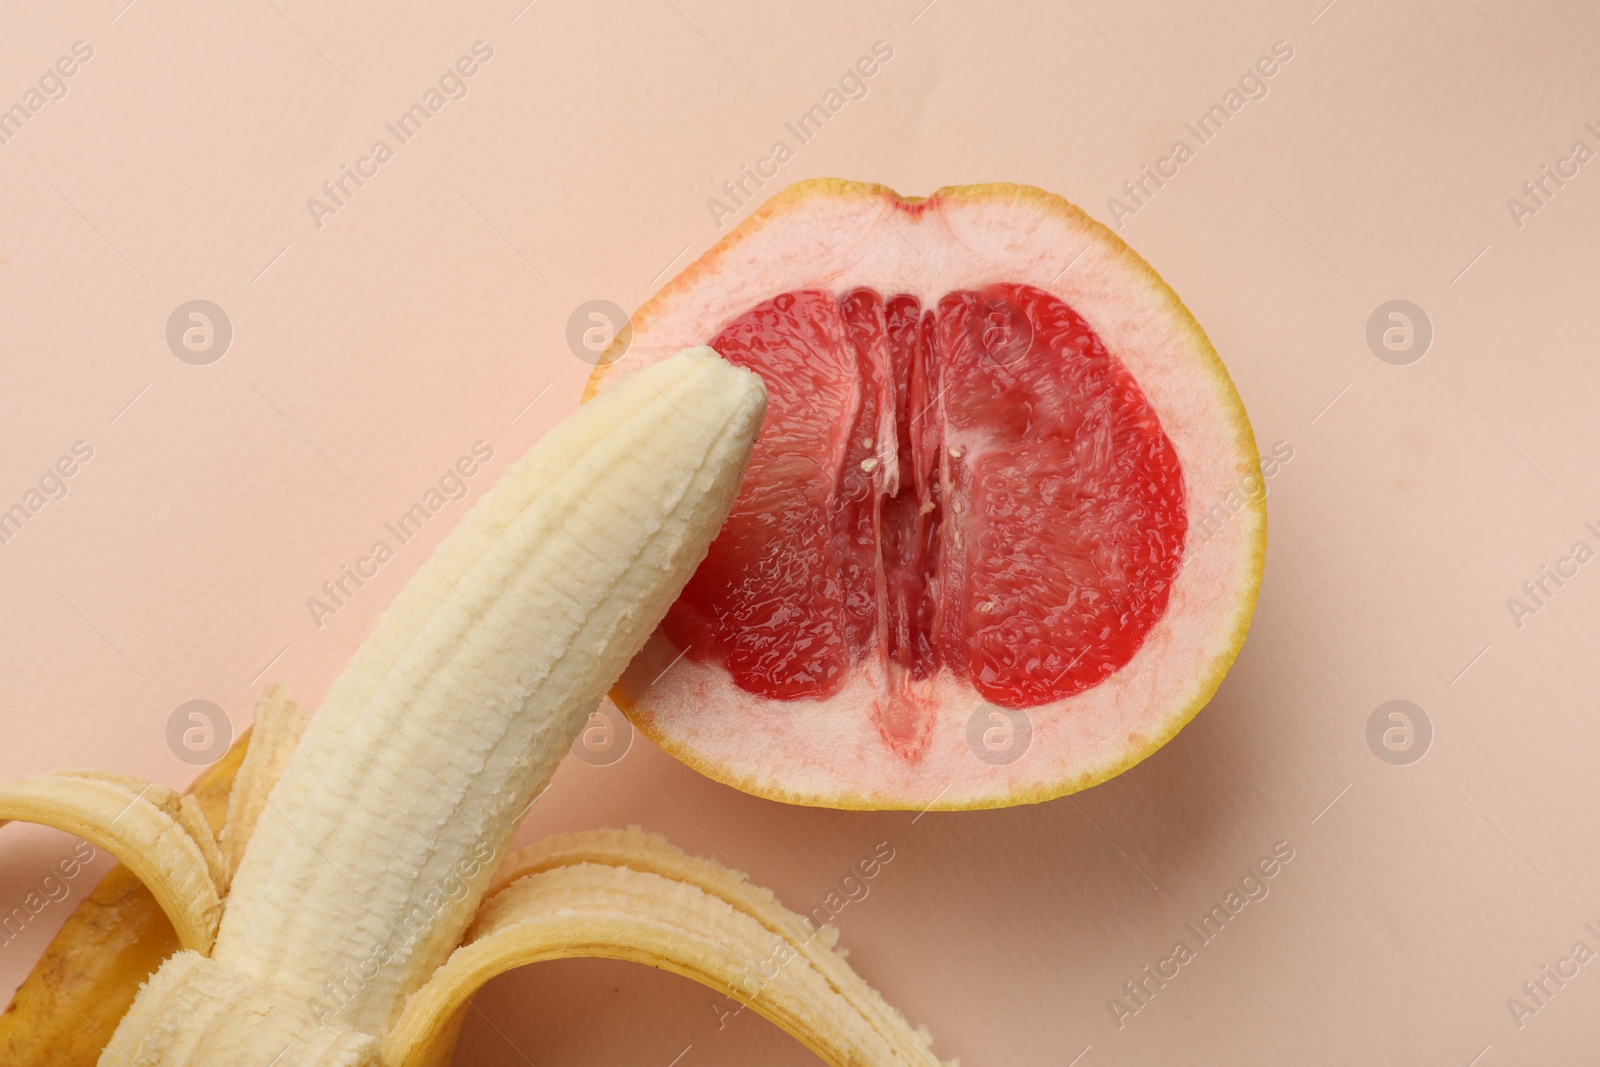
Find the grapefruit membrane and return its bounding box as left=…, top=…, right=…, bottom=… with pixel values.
left=592, top=180, right=1265, bottom=809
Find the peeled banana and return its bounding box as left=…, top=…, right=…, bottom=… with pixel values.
left=0, top=348, right=951, bottom=1066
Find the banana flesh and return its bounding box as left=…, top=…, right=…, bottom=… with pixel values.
left=103, top=951, right=382, bottom=1067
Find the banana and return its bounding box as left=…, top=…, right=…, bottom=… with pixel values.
left=0, top=347, right=952, bottom=1066
left=203, top=346, right=766, bottom=1047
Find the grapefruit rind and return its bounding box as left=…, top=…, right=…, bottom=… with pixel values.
left=589, top=179, right=1265, bottom=810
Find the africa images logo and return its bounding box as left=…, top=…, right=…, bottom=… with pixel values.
left=706, top=40, right=894, bottom=229
left=1107, top=841, right=1296, bottom=1028
left=1105, top=40, right=1295, bottom=229
left=304, top=42, right=495, bottom=230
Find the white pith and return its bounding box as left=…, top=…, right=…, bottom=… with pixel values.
left=604, top=183, right=1264, bottom=809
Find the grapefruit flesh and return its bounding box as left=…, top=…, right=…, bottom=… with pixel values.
left=598, top=180, right=1265, bottom=810
left=666, top=285, right=1187, bottom=713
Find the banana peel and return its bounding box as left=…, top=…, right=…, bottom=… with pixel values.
left=0, top=349, right=951, bottom=1066
left=388, top=828, right=943, bottom=1067
left=0, top=699, right=945, bottom=1067
left=0, top=714, right=248, bottom=1065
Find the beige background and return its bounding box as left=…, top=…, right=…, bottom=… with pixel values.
left=2, top=0, right=1597, bottom=1063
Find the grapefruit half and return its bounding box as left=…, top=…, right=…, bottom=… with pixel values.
left=590, top=180, right=1264, bottom=810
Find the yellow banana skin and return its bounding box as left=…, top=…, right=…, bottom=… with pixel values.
left=0, top=774, right=224, bottom=956
left=0, top=721, right=248, bottom=1066
left=387, top=828, right=948, bottom=1067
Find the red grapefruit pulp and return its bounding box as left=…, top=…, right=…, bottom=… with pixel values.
left=598, top=181, right=1265, bottom=809
left=668, top=285, right=1187, bottom=710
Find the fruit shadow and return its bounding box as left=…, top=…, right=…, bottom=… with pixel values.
left=748, top=647, right=1271, bottom=919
